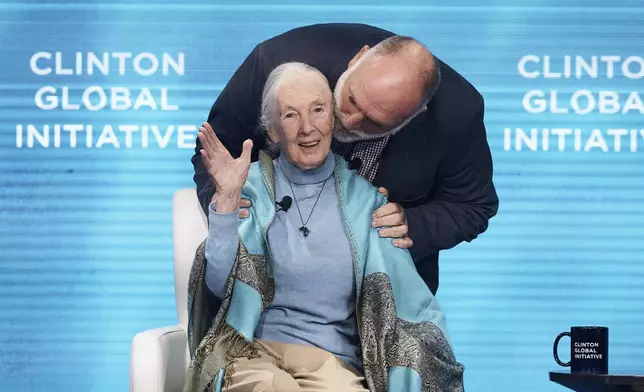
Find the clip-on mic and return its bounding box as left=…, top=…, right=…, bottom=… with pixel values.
left=275, top=196, right=292, bottom=212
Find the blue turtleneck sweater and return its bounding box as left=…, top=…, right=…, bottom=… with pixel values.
left=204, top=153, right=361, bottom=370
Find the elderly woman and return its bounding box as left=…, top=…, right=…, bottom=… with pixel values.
left=184, top=62, right=464, bottom=392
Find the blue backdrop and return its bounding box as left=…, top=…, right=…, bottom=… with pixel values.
left=1, top=1, right=643, bottom=391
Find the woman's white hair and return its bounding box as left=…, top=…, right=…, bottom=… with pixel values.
left=257, top=62, right=330, bottom=155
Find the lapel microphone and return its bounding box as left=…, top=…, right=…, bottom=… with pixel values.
left=275, top=196, right=292, bottom=212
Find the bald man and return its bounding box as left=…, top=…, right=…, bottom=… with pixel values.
left=192, top=23, right=499, bottom=296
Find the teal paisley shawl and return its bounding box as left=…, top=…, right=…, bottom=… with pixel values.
left=183, top=151, right=465, bottom=392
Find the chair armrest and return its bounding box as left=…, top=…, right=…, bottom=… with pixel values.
left=130, top=325, right=188, bottom=392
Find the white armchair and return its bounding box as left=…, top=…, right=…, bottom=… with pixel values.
left=130, top=188, right=208, bottom=392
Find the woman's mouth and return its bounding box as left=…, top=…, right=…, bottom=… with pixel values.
left=299, top=141, right=319, bottom=148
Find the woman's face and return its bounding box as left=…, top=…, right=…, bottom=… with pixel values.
left=269, top=72, right=334, bottom=170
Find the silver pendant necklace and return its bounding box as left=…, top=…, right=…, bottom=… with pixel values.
left=286, top=178, right=328, bottom=238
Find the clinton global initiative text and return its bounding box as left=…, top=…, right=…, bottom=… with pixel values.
left=15, top=124, right=197, bottom=149
left=504, top=127, right=644, bottom=152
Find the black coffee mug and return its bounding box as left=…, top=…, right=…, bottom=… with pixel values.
left=553, top=326, right=609, bottom=373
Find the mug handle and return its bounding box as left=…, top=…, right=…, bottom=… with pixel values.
left=553, top=332, right=571, bottom=367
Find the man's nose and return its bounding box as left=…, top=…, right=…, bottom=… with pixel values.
left=342, top=111, right=364, bottom=129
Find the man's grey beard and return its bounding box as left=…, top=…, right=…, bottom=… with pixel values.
left=333, top=118, right=403, bottom=142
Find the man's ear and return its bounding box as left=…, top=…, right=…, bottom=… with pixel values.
left=348, top=45, right=370, bottom=68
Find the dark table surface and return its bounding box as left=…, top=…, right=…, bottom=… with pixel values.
left=550, top=371, right=644, bottom=392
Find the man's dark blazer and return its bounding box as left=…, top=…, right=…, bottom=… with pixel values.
left=192, top=23, right=499, bottom=295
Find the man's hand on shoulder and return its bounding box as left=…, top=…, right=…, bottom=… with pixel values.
left=372, top=187, right=414, bottom=249
left=239, top=198, right=251, bottom=218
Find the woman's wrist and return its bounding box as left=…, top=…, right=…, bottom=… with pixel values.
left=212, top=190, right=241, bottom=213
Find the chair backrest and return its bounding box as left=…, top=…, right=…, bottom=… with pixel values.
left=172, top=188, right=208, bottom=326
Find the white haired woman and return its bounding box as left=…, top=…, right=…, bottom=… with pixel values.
left=183, top=62, right=464, bottom=392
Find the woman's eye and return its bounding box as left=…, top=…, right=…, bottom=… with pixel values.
left=313, top=107, right=325, bottom=113
left=284, top=112, right=295, bottom=119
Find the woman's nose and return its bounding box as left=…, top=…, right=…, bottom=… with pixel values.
left=300, top=116, right=316, bottom=134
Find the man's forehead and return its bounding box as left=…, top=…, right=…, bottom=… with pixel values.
left=350, top=81, right=416, bottom=126
left=352, top=62, right=421, bottom=119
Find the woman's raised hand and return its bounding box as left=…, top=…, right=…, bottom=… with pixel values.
left=198, top=122, right=253, bottom=212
